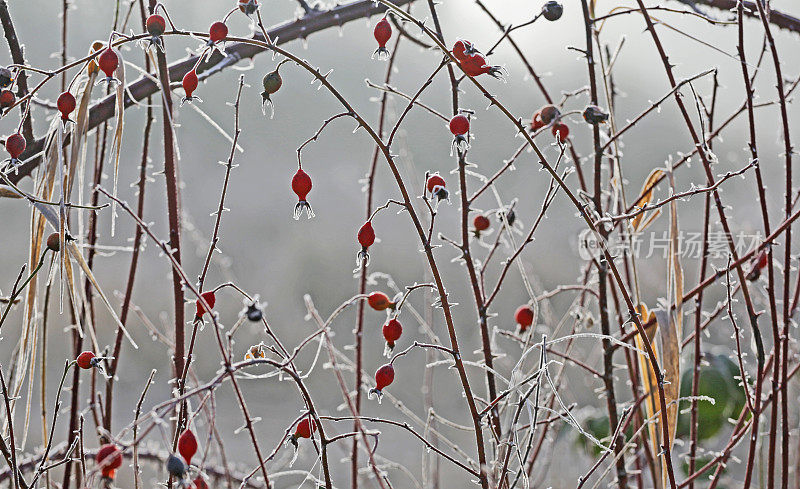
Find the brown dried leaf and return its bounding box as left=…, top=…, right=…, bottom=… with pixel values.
left=631, top=168, right=665, bottom=232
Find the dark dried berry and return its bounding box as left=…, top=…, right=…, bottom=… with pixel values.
left=541, top=1, right=564, bottom=21
left=583, top=105, right=609, bottom=125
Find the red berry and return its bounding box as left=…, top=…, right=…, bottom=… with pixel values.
left=57, top=91, right=76, bottom=122
left=531, top=111, right=545, bottom=131
left=146, top=14, right=166, bottom=37
left=5, top=133, right=25, bottom=160
left=209, top=22, right=228, bottom=44
left=182, top=70, right=199, bottom=101
left=747, top=250, right=770, bottom=281
left=449, top=114, right=470, bottom=136
left=452, top=39, right=476, bottom=62
left=371, top=364, right=395, bottom=396
left=76, top=351, right=96, bottom=369
left=473, top=214, right=490, bottom=232
left=383, top=318, right=402, bottom=348
left=368, top=292, right=394, bottom=311
left=96, top=444, right=122, bottom=479
left=373, top=17, right=392, bottom=59
left=460, top=53, right=503, bottom=79
left=292, top=168, right=314, bottom=219
left=177, top=429, right=198, bottom=465
left=426, top=174, right=446, bottom=194
left=98, top=47, right=119, bottom=79
left=552, top=122, right=569, bottom=141
left=193, top=478, right=209, bottom=489
left=358, top=221, right=375, bottom=249
left=0, top=89, right=15, bottom=109
left=290, top=416, right=316, bottom=448
left=195, top=291, right=216, bottom=320
left=515, top=305, right=534, bottom=332
left=294, top=417, right=316, bottom=439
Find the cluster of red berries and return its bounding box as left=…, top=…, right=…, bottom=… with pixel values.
left=452, top=39, right=504, bottom=79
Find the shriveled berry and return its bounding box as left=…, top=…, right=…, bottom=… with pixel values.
left=261, top=68, right=282, bottom=110
left=98, top=47, right=119, bottom=79
left=77, top=351, right=97, bottom=369
left=239, top=0, right=259, bottom=16
left=541, top=1, right=564, bottom=21
left=292, top=168, right=314, bottom=220
left=45, top=232, right=61, bottom=252
left=583, top=105, right=609, bottom=125
left=0, top=67, right=12, bottom=88
left=245, top=301, right=263, bottom=322
left=539, top=105, right=560, bottom=124
left=166, top=453, right=188, bottom=479
left=195, top=291, right=216, bottom=320
left=57, top=91, right=76, bottom=122
left=552, top=122, right=569, bottom=141
left=96, top=444, right=122, bottom=479
left=367, top=292, right=395, bottom=311
left=373, top=17, right=392, bottom=59
left=383, top=318, right=402, bottom=349
left=497, top=207, right=517, bottom=227
left=177, top=429, right=198, bottom=465
left=369, top=364, right=395, bottom=399
left=5, top=133, right=25, bottom=160
left=0, top=89, right=15, bottom=109
left=209, top=22, right=229, bottom=44
left=146, top=14, right=166, bottom=37
left=515, top=305, right=534, bottom=332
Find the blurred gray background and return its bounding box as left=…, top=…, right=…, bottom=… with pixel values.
left=1, top=0, right=799, bottom=487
